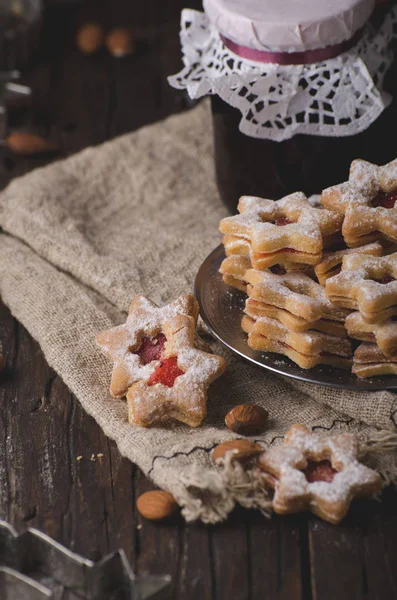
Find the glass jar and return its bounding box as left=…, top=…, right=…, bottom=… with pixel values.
left=170, top=0, right=397, bottom=212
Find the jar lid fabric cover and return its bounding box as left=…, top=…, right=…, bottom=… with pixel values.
left=203, top=0, right=375, bottom=52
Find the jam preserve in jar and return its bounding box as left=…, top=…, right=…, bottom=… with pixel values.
left=170, top=0, right=397, bottom=212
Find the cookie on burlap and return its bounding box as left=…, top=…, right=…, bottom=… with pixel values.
left=257, top=424, right=382, bottom=524
left=96, top=294, right=198, bottom=398
left=127, top=315, right=226, bottom=427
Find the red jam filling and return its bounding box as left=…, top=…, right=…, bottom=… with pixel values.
left=135, top=333, right=166, bottom=364
left=302, top=459, right=337, bottom=483
left=371, top=191, right=397, bottom=209
left=273, top=216, right=293, bottom=226
left=148, top=357, right=184, bottom=387
left=257, top=248, right=299, bottom=258
left=374, top=276, right=395, bottom=284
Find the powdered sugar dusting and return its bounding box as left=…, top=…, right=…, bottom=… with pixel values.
left=246, top=270, right=349, bottom=323
left=127, top=314, right=226, bottom=427
left=322, top=157, right=397, bottom=245
left=96, top=294, right=199, bottom=397
left=258, top=424, right=382, bottom=522
left=326, top=253, right=397, bottom=315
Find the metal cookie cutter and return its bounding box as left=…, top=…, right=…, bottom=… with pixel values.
left=0, top=519, right=170, bottom=599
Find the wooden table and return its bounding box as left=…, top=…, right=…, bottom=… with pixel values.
left=0, top=2, right=396, bottom=598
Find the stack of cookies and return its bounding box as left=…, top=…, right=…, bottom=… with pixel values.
left=219, top=158, right=397, bottom=378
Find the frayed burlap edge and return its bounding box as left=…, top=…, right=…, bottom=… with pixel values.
left=171, top=430, right=397, bottom=524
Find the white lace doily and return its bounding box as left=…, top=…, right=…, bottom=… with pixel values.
left=168, top=8, right=397, bottom=142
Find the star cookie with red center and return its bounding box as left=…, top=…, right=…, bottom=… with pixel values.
left=222, top=234, right=251, bottom=257
left=241, top=315, right=352, bottom=370
left=257, top=424, right=382, bottom=524
left=245, top=269, right=349, bottom=325
left=127, top=315, right=226, bottom=427
left=353, top=342, right=397, bottom=378
left=314, top=241, right=384, bottom=285
left=244, top=297, right=346, bottom=337
left=219, top=194, right=342, bottom=269
left=325, top=253, right=397, bottom=322
left=321, top=158, right=397, bottom=247
left=96, top=294, right=199, bottom=398
left=219, top=255, right=251, bottom=292
left=346, top=312, right=397, bottom=358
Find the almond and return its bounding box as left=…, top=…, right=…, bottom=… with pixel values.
left=76, top=23, right=105, bottom=54
left=6, top=132, right=59, bottom=156
left=136, top=490, right=178, bottom=521
left=212, top=439, right=263, bottom=463
left=225, top=404, right=269, bottom=435
left=106, top=27, right=135, bottom=58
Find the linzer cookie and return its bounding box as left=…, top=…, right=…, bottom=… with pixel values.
left=219, top=194, right=342, bottom=269
left=222, top=234, right=251, bottom=257
left=325, top=253, right=397, bottom=322
left=321, top=158, right=397, bottom=247
left=346, top=312, right=397, bottom=358
left=353, top=342, right=397, bottom=378
left=219, top=254, right=251, bottom=292
left=314, top=242, right=384, bottom=286
left=244, top=297, right=346, bottom=337
left=96, top=294, right=199, bottom=398
left=127, top=315, right=225, bottom=427
left=242, top=315, right=352, bottom=370
left=257, top=424, right=382, bottom=524
left=245, top=270, right=349, bottom=324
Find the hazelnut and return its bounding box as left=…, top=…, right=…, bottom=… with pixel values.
left=106, top=27, right=135, bottom=58
left=6, top=132, right=59, bottom=156
left=76, top=23, right=105, bottom=54
left=225, top=404, right=269, bottom=436
left=136, top=490, right=178, bottom=521
left=212, top=439, right=263, bottom=463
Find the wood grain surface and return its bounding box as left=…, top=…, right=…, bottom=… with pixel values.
left=0, top=2, right=397, bottom=598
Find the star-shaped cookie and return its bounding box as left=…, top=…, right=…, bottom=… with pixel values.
left=245, top=269, right=349, bottom=324
left=127, top=314, right=226, bottom=427
left=321, top=158, right=397, bottom=246
left=257, top=424, right=382, bottom=524
left=353, top=342, right=397, bottom=378
left=314, top=241, right=384, bottom=285
left=325, top=253, right=397, bottom=322
left=219, top=194, right=342, bottom=268
left=96, top=294, right=199, bottom=398
left=346, top=311, right=397, bottom=358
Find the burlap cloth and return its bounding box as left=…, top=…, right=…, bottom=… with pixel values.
left=0, top=100, right=396, bottom=523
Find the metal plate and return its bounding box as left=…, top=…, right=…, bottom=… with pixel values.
left=194, top=245, right=397, bottom=391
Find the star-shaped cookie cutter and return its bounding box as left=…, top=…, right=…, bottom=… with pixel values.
left=96, top=294, right=198, bottom=398
left=257, top=424, right=382, bottom=524
left=127, top=314, right=226, bottom=427
left=325, top=252, right=397, bottom=322
left=321, top=158, right=397, bottom=246
left=0, top=519, right=170, bottom=599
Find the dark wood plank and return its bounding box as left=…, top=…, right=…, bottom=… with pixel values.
left=309, top=494, right=397, bottom=600
left=248, top=511, right=307, bottom=600
left=364, top=490, right=397, bottom=600
left=208, top=507, right=251, bottom=600
left=0, top=308, right=72, bottom=542
left=134, top=471, right=185, bottom=597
